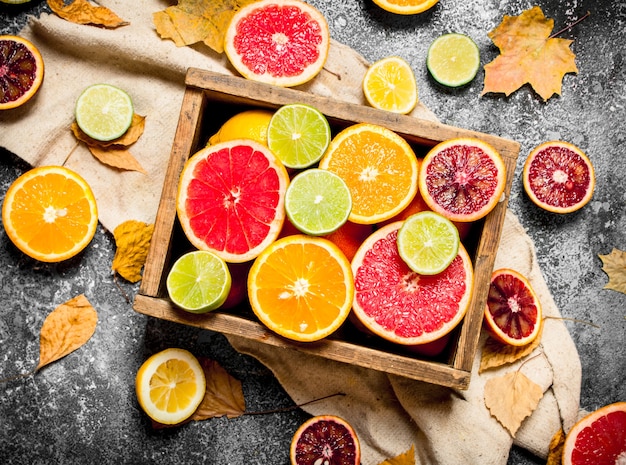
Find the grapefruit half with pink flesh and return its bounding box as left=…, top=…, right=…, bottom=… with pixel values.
left=176, top=139, right=289, bottom=263
left=351, top=221, right=474, bottom=346
left=224, top=0, right=330, bottom=87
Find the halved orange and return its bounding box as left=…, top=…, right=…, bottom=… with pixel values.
left=371, top=0, right=439, bottom=15
left=247, top=235, right=354, bottom=342
left=0, top=35, right=44, bottom=110
left=2, top=166, right=98, bottom=262
left=319, top=123, right=419, bottom=224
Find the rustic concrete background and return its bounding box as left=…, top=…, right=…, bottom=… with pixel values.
left=1, top=0, right=624, bottom=463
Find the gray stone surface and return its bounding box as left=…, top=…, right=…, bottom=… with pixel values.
left=1, top=0, right=625, bottom=464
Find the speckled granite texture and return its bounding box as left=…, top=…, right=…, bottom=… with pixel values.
left=1, top=0, right=624, bottom=464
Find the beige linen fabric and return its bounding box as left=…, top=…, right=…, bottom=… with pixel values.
left=0, top=2, right=580, bottom=463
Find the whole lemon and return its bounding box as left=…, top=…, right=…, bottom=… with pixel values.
left=208, top=109, right=274, bottom=146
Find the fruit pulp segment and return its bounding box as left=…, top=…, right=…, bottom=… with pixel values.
left=0, top=39, right=39, bottom=104
left=234, top=4, right=324, bottom=79
left=149, top=359, right=200, bottom=413
left=185, top=145, right=282, bottom=255
left=571, top=411, right=626, bottom=463
left=487, top=274, right=539, bottom=340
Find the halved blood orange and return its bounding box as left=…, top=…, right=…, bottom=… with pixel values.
left=290, top=415, right=361, bottom=465
left=351, top=221, right=474, bottom=346
left=419, top=137, right=506, bottom=223
left=176, top=140, right=289, bottom=263
left=523, top=140, right=595, bottom=214
left=224, top=0, right=330, bottom=87
left=562, top=402, right=626, bottom=465
left=484, top=268, right=542, bottom=346
left=0, top=35, right=44, bottom=110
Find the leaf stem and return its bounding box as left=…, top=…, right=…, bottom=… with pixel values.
left=550, top=11, right=591, bottom=38
left=0, top=369, right=36, bottom=385
left=544, top=315, right=600, bottom=328
left=244, top=392, right=346, bottom=416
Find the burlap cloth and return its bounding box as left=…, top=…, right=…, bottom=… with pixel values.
left=0, top=2, right=581, bottom=463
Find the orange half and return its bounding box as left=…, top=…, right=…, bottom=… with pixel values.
left=371, top=0, right=439, bottom=15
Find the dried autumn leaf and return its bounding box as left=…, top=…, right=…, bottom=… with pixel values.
left=546, top=428, right=565, bottom=465
left=37, top=294, right=98, bottom=370
left=88, top=145, right=147, bottom=174
left=47, top=0, right=128, bottom=28
left=112, top=220, right=154, bottom=283
left=71, top=114, right=146, bottom=149
left=480, top=326, right=543, bottom=373
left=378, top=444, right=416, bottom=465
left=599, top=248, right=626, bottom=294
left=482, top=6, right=578, bottom=101
left=191, top=357, right=245, bottom=420
left=153, top=0, right=257, bottom=53
left=484, top=371, right=544, bottom=436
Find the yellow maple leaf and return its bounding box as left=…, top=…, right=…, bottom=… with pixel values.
left=599, top=248, right=626, bottom=294
left=112, top=220, right=154, bottom=283
left=482, top=6, right=578, bottom=101
left=47, top=0, right=128, bottom=28
left=378, top=445, right=416, bottom=465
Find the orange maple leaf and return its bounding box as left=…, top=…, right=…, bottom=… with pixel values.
left=482, top=6, right=578, bottom=101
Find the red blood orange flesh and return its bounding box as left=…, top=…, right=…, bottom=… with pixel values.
left=176, top=140, right=289, bottom=263
left=523, top=140, right=595, bottom=214
left=562, top=402, right=626, bottom=465
left=290, top=415, right=361, bottom=465
left=484, top=268, right=542, bottom=346
left=419, top=137, right=506, bottom=223
left=351, top=221, right=474, bottom=346
left=0, top=35, right=44, bottom=110
left=224, top=0, right=330, bottom=87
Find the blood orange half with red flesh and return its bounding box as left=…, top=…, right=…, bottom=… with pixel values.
left=523, top=140, right=595, bottom=214
left=562, top=402, right=626, bottom=465
left=290, top=415, right=360, bottom=465
left=351, top=221, right=474, bottom=346
left=419, top=137, right=506, bottom=223
left=0, top=35, right=44, bottom=110
left=177, top=139, right=289, bottom=263
left=224, top=0, right=330, bottom=87
left=484, top=268, right=542, bottom=346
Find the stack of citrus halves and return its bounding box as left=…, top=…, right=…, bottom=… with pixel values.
left=172, top=103, right=508, bottom=353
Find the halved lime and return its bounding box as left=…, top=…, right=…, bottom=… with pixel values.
left=166, top=250, right=232, bottom=314
left=75, top=84, right=134, bottom=141
left=267, top=103, right=331, bottom=169
left=285, top=168, right=352, bottom=236
left=426, top=33, right=480, bottom=88
left=396, top=211, right=460, bottom=275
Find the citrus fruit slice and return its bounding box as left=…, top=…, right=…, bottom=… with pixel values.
left=135, top=348, right=206, bottom=426
left=267, top=103, right=331, bottom=169
left=177, top=140, right=289, bottom=263
left=248, top=235, right=354, bottom=342
left=75, top=83, right=134, bottom=141
left=371, top=0, right=439, bottom=15
left=166, top=250, right=232, bottom=314
left=484, top=268, right=543, bottom=346
left=319, top=123, right=419, bottom=224
left=208, top=109, right=274, bottom=146
left=419, top=137, right=506, bottom=223
left=2, top=166, right=98, bottom=262
left=285, top=169, right=352, bottom=236
left=224, top=0, right=330, bottom=87
left=362, top=55, right=418, bottom=114
left=562, top=402, right=626, bottom=465
left=0, top=35, right=44, bottom=110
left=397, top=211, right=460, bottom=275
left=522, top=140, right=595, bottom=214
left=290, top=415, right=361, bottom=465
left=426, top=33, right=480, bottom=88
left=351, top=221, right=473, bottom=345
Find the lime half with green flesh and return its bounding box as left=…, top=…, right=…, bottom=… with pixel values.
left=285, top=168, right=352, bottom=236
left=166, top=250, right=232, bottom=314
left=397, top=211, right=460, bottom=275
left=426, top=33, right=480, bottom=88
left=267, top=103, right=331, bottom=169
left=75, top=84, right=134, bottom=141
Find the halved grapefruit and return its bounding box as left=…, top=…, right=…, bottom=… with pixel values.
left=351, top=221, right=474, bottom=346
left=176, top=139, right=289, bottom=263
left=0, top=35, right=44, bottom=110
left=224, top=0, right=330, bottom=87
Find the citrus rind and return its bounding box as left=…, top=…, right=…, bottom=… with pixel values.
left=208, top=109, right=274, bottom=146
left=371, top=0, right=439, bottom=15
left=0, top=35, right=44, bottom=110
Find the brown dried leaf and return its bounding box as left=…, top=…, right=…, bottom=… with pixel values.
left=112, top=220, right=154, bottom=283
left=153, top=0, right=257, bottom=53
left=37, top=294, right=98, bottom=370
left=546, top=428, right=565, bottom=465
left=191, top=357, right=245, bottom=420
left=480, top=326, right=543, bottom=373
left=71, top=114, right=146, bottom=148
left=87, top=145, right=147, bottom=174
left=599, top=248, right=626, bottom=294
left=47, top=0, right=128, bottom=28
left=482, top=6, right=578, bottom=101
left=484, top=371, right=544, bottom=436
left=378, top=444, right=416, bottom=465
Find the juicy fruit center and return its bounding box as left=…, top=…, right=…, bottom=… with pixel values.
left=359, top=166, right=379, bottom=182
left=0, top=39, right=39, bottom=104
left=150, top=359, right=198, bottom=413
left=43, top=205, right=67, bottom=222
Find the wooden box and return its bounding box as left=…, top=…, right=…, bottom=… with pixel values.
left=133, top=68, right=520, bottom=390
